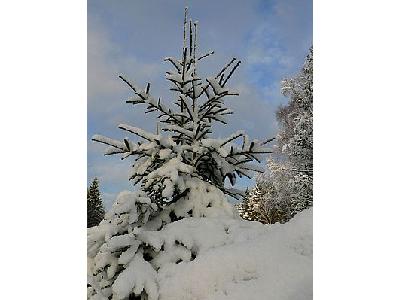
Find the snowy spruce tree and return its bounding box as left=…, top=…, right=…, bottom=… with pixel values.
left=88, top=9, right=272, bottom=300
left=240, top=48, right=313, bottom=224
left=235, top=183, right=268, bottom=223
left=87, top=178, right=105, bottom=228
left=235, top=179, right=291, bottom=224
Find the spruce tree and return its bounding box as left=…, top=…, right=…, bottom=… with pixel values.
left=87, top=8, right=273, bottom=300
left=92, top=8, right=272, bottom=209
left=235, top=183, right=269, bottom=223
left=236, top=179, right=291, bottom=224
left=87, top=178, right=105, bottom=228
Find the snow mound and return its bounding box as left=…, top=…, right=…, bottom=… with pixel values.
left=154, top=208, right=312, bottom=300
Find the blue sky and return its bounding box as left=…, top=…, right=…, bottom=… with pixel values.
left=88, top=0, right=312, bottom=209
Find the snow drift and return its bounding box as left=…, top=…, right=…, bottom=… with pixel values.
left=154, top=208, right=313, bottom=300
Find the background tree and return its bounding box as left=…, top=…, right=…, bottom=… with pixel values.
left=87, top=177, right=105, bottom=228
left=236, top=177, right=291, bottom=224
left=88, top=8, right=273, bottom=300
left=276, top=47, right=313, bottom=215
left=238, top=47, right=313, bottom=224
left=235, top=183, right=268, bottom=223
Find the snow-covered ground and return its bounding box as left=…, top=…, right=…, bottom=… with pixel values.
left=88, top=191, right=312, bottom=300
left=151, top=208, right=312, bottom=300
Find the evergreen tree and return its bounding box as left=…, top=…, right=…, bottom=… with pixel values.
left=87, top=178, right=105, bottom=228
left=236, top=178, right=291, bottom=224
left=87, top=9, right=272, bottom=300
left=235, top=183, right=269, bottom=223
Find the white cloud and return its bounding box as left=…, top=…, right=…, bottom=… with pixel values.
left=219, top=82, right=278, bottom=139
left=101, top=192, right=117, bottom=211
left=87, top=18, right=123, bottom=100
left=87, top=15, right=163, bottom=116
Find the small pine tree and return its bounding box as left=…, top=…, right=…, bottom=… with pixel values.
left=236, top=179, right=291, bottom=224
left=87, top=8, right=273, bottom=300
left=87, top=178, right=105, bottom=228
left=235, top=183, right=268, bottom=223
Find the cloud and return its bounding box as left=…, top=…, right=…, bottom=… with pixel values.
left=88, top=15, right=163, bottom=120
left=101, top=192, right=118, bottom=210
left=87, top=18, right=122, bottom=99
left=212, top=81, right=278, bottom=140
left=245, top=0, right=312, bottom=73
left=241, top=0, right=312, bottom=116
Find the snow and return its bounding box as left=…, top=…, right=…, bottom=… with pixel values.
left=113, top=254, right=159, bottom=300
left=88, top=189, right=312, bottom=299
left=206, top=77, right=229, bottom=95
left=154, top=208, right=312, bottom=300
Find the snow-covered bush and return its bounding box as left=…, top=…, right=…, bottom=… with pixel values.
left=88, top=8, right=273, bottom=299
left=87, top=188, right=234, bottom=299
